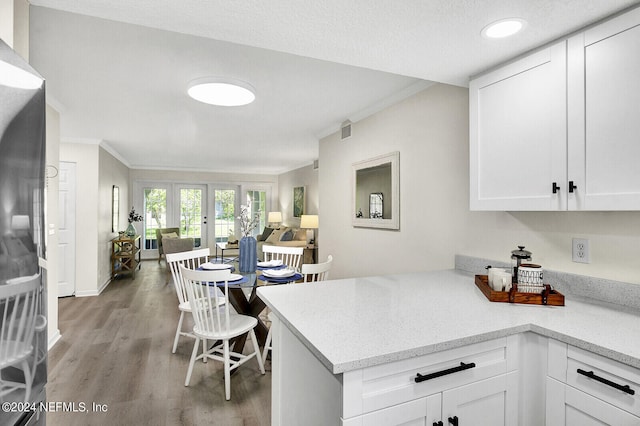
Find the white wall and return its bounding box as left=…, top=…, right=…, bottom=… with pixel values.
left=45, top=104, right=60, bottom=346
left=320, top=83, right=640, bottom=285
left=277, top=164, right=318, bottom=227
left=98, top=147, right=130, bottom=289
left=59, top=142, right=100, bottom=295
left=320, top=84, right=468, bottom=279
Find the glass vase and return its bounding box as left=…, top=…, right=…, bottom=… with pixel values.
left=239, top=236, right=257, bottom=273
left=125, top=222, right=137, bottom=237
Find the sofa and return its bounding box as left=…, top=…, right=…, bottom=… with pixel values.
left=256, top=226, right=309, bottom=262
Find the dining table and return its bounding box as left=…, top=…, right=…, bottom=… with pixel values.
left=202, top=261, right=302, bottom=354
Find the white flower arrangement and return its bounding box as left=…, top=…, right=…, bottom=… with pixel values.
left=237, top=195, right=261, bottom=238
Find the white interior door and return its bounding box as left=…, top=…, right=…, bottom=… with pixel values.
left=57, top=161, right=76, bottom=297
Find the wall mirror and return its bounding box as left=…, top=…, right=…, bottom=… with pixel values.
left=370, top=193, right=383, bottom=218
left=352, top=151, right=399, bottom=229
left=112, top=185, right=119, bottom=232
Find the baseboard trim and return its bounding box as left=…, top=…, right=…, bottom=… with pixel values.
left=48, top=329, right=62, bottom=350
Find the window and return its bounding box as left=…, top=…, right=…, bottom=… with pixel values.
left=215, top=189, right=235, bottom=242
left=143, top=188, right=167, bottom=249
left=247, top=190, right=267, bottom=237
left=180, top=188, right=203, bottom=247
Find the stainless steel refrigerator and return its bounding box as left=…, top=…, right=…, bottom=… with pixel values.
left=0, top=39, right=47, bottom=426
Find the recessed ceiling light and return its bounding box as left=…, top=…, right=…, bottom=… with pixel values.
left=481, top=18, right=527, bottom=39
left=0, top=60, right=43, bottom=89
left=187, top=77, right=255, bottom=106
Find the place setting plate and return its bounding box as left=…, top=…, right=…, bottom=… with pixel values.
left=262, top=268, right=296, bottom=278
left=201, top=262, right=233, bottom=270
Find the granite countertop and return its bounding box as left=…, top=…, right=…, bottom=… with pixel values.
left=256, top=269, right=640, bottom=374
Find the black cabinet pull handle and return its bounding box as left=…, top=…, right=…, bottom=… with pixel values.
left=552, top=182, right=560, bottom=193
left=569, top=181, right=578, bottom=193
left=577, top=368, right=635, bottom=395
left=448, top=416, right=459, bottom=426
left=433, top=422, right=443, bottom=426
left=415, top=362, right=476, bottom=383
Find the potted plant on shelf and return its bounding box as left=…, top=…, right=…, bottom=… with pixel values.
left=126, top=207, right=143, bottom=237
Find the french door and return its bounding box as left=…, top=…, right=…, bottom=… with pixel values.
left=136, top=181, right=271, bottom=258
left=139, top=183, right=207, bottom=256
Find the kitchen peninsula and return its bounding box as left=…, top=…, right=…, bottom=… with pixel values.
left=257, top=267, right=640, bottom=425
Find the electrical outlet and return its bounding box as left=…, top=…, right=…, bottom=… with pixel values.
left=572, top=238, right=590, bottom=264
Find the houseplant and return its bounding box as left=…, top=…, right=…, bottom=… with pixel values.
left=126, top=207, right=143, bottom=237
left=237, top=196, right=260, bottom=272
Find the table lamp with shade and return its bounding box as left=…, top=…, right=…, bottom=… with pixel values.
left=267, top=211, right=282, bottom=228
left=300, top=214, right=319, bottom=246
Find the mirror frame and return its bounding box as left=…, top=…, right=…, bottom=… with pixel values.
left=112, top=185, right=119, bottom=232
left=352, top=151, right=399, bottom=230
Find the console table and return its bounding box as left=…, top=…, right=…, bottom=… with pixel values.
left=111, top=235, right=141, bottom=279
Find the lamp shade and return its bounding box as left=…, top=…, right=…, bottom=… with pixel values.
left=300, top=214, right=319, bottom=229
left=267, top=212, right=282, bottom=223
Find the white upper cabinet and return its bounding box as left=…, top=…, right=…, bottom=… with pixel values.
left=470, top=6, right=640, bottom=211
left=568, top=7, right=640, bottom=210
left=470, top=42, right=567, bottom=211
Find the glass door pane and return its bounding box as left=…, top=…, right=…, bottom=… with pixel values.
left=179, top=187, right=205, bottom=248
left=143, top=188, right=167, bottom=249
left=215, top=189, right=235, bottom=242
left=247, top=189, right=267, bottom=237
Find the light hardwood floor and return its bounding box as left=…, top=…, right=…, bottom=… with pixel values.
left=47, top=260, right=271, bottom=426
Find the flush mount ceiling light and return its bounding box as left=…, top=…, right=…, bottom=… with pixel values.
left=481, top=18, right=527, bottom=39
left=187, top=77, right=255, bottom=106
left=0, top=60, right=43, bottom=89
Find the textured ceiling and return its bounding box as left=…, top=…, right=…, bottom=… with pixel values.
left=28, top=0, right=640, bottom=173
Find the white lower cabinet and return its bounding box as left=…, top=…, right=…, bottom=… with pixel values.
left=341, top=337, right=519, bottom=426
left=546, top=340, right=640, bottom=425
left=343, top=372, right=518, bottom=426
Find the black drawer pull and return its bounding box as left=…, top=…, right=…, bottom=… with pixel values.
left=415, top=362, right=476, bottom=383
left=448, top=416, right=459, bottom=426
left=552, top=182, right=560, bottom=194
left=577, top=368, right=635, bottom=395
left=433, top=422, right=443, bottom=426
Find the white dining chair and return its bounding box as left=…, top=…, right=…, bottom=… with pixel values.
left=180, top=265, right=265, bottom=400
left=0, top=274, right=41, bottom=403
left=166, top=248, right=213, bottom=353
left=301, top=255, right=333, bottom=283
left=262, top=245, right=304, bottom=271
left=262, top=255, right=334, bottom=364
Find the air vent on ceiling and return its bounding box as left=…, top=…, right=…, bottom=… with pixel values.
left=341, top=120, right=352, bottom=140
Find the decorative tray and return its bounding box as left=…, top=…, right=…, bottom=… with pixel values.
left=475, top=275, right=565, bottom=306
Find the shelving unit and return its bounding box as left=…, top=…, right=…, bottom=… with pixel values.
left=111, top=235, right=141, bottom=280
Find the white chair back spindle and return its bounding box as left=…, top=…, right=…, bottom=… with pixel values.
left=166, top=248, right=210, bottom=305
left=301, top=255, right=333, bottom=283
left=181, top=266, right=231, bottom=337
left=262, top=245, right=304, bottom=271
left=0, top=274, right=41, bottom=401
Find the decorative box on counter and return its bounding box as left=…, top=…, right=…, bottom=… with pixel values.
left=475, top=275, right=565, bottom=306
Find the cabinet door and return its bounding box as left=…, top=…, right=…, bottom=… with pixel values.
left=568, top=7, right=640, bottom=210
left=546, top=377, right=640, bottom=425
left=342, top=394, right=441, bottom=426
left=441, top=372, right=518, bottom=426
left=470, top=42, right=567, bottom=211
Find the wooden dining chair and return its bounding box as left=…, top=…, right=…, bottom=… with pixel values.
left=180, top=266, right=265, bottom=400
left=166, top=248, right=212, bottom=353
left=0, top=274, right=40, bottom=403
left=262, top=255, right=334, bottom=364
left=262, top=245, right=304, bottom=271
